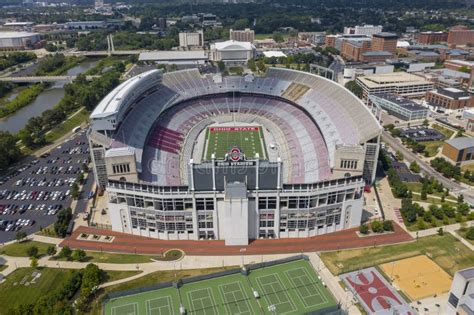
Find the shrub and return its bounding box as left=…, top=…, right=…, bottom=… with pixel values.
left=382, top=220, right=394, bottom=231
left=359, top=224, right=369, bottom=234
left=466, top=227, right=474, bottom=240
left=27, top=246, right=39, bottom=258
left=47, top=245, right=57, bottom=256
left=371, top=221, right=383, bottom=233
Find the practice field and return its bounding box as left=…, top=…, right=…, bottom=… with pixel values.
left=204, top=126, right=266, bottom=160
left=380, top=255, right=452, bottom=300
left=104, top=259, right=337, bottom=315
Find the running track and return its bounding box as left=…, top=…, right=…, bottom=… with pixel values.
left=61, top=224, right=412, bottom=256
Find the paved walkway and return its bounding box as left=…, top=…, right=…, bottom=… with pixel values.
left=61, top=225, right=413, bottom=256
left=375, top=177, right=404, bottom=229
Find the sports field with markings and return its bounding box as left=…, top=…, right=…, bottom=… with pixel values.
left=104, top=259, right=337, bottom=315
left=204, top=126, right=266, bottom=160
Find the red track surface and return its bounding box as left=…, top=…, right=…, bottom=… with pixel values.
left=61, top=224, right=412, bottom=256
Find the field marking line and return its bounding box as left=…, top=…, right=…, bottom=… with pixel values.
left=111, top=302, right=138, bottom=315
left=187, top=287, right=217, bottom=315
left=218, top=281, right=255, bottom=315
left=146, top=296, right=174, bottom=315
left=255, top=273, right=297, bottom=314
left=285, top=267, right=328, bottom=308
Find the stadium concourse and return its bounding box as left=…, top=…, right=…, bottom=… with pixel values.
left=88, top=67, right=382, bottom=246
left=61, top=224, right=412, bottom=256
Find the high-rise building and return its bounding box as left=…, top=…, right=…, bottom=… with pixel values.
left=343, top=25, right=383, bottom=36
left=371, top=32, right=398, bottom=55
left=179, top=31, right=204, bottom=48
left=229, top=28, right=255, bottom=43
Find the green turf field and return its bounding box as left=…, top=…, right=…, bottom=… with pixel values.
left=104, top=259, right=337, bottom=315
left=204, top=126, right=266, bottom=160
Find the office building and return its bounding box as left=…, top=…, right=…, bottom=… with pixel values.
left=416, top=31, right=448, bottom=44
left=356, top=72, right=433, bottom=100
left=369, top=93, right=428, bottom=121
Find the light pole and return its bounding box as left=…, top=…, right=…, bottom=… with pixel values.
left=240, top=248, right=246, bottom=267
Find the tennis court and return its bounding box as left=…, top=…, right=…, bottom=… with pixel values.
left=104, top=259, right=338, bottom=315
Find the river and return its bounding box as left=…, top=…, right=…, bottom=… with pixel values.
left=0, top=59, right=98, bottom=134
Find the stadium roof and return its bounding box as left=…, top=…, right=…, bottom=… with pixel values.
left=213, top=40, right=254, bottom=51
left=91, top=69, right=159, bottom=119
left=262, top=51, right=287, bottom=58
left=0, top=31, right=39, bottom=38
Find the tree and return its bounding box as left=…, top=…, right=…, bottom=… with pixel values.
left=59, top=246, right=72, bottom=259
left=420, top=189, right=427, bottom=200
left=248, top=59, right=257, bottom=72
left=30, top=257, right=38, bottom=268
left=27, top=246, right=39, bottom=258
left=71, top=182, right=80, bottom=200
left=458, top=194, right=464, bottom=204
left=256, top=59, right=266, bottom=73
left=437, top=227, right=444, bottom=236
left=417, top=217, right=426, bottom=230
left=15, top=231, right=27, bottom=243
left=344, top=81, right=363, bottom=98
left=80, top=264, right=104, bottom=299
left=409, top=161, right=420, bottom=173
left=466, top=227, right=474, bottom=240
left=395, top=151, right=404, bottom=161
left=359, top=224, right=369, bottom=234
left=272, top=31, right=284, bottom=43
left=47, top=245, right=57, bottom=256
left=0, top=131, right=22, bottom=171
left=217, top=61, right=225, bottom=72
left=371, top=221, right=383, bottom=233
left=422, top=119, right=429, bottom=127
left=55, top=208, right=73, bottom=238
left=72, top=249, right=87, bottom=262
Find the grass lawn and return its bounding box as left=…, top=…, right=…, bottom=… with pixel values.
left=0, top=240, right=52, bottom=257
left=45, top=107, right=89, bottom=143
left=422, top=140, right=443, bottom=157
left=411, top=194, right=457, bottom=206
left=0, top=267, right=141, bottom=314
left=89, top=266, right=237, bottom=314
left=461, top=164, right=474, bottom=172
left=52, top=249, right=182, bottom=264
left=321, top=234, right=474, bottom=276
left=432, top=124, right=455, bottom=138
left=405, top=182, right=456, bottom=200
left=53, top=251, right=156, bottom=264
left=457, top=229, right=474, bottom=245
left=0, top=265, right=7, bottom=272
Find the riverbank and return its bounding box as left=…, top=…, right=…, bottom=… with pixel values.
left=0, top=83, right=47, bottom=119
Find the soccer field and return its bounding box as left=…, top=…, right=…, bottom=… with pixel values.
left=204, top=126, right=266, bottom=160
left=104, top=259, right=338, bottom=315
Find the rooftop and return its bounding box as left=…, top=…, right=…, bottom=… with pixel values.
left=362, top=51, right=393, bottom=57
left=0, top=31, right=39, bottom=38
left=445, top=137, right=474, bottom=150
left=373, top=32, right=398, bottom=39
left=357, top=72, right=431, bottom=88
left=139, top=50, right=208, bottom=61
left=458, top=267, right=474, bottom=280
left=373, top=93, right=426, bottom=111
left=213, top=40, right=254, bottom=51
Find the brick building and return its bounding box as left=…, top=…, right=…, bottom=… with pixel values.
left=425, top=87, right=473, bottom=112
left=371, top=32, right=398, bottom=55
left=447, top=26, right=474, bottom=46
left=416, top=31, right=448, bottom=44
left=441, top=137, right=474, bottom=166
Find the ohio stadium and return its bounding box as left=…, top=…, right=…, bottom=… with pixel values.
left=88, top=68, right=381, bottom=246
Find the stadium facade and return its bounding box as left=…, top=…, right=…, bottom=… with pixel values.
left=88, top=68, right=381, bottom=245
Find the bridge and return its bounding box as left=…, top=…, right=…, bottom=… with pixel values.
left=0, top=75, right=100, bottom=83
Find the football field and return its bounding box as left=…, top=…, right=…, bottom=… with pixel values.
left=204, top=126, right=266, bottom=160
left=104, top=259, right=337, bottom=315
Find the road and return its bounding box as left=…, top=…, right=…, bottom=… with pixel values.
left=382, top=130, right=474, bottom=205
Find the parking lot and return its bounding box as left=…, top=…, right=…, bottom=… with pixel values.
left=0, top=131, right=92, bottom=243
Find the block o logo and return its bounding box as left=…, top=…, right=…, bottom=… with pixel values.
left=230, top=147, right=242, bottom=161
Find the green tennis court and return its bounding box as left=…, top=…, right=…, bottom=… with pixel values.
left=104, top=259, right=337, bottom=315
